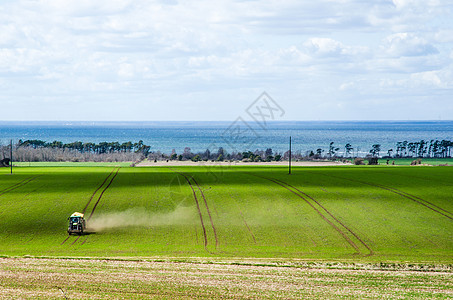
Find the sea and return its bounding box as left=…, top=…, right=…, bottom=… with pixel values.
left=0, top=121, right=452, bottom=156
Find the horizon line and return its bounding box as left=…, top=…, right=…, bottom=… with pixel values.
left=0, top=120, right=452, bottom=123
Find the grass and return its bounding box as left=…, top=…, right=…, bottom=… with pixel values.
left=13, top=161, right=133, bottom=167
left=376, top=158, right=453, bottom=165
left=0, top=165, right=452, bottom=263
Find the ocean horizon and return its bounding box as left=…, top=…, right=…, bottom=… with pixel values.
left=1, top=120, right=452, bottom=156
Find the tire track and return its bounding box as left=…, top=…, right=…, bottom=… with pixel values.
left=374, top=169, right=453, bottom=187
left=62, top=168, right=119, bottom=246
left=0, top=177, right=33, bottom=195
left=194, top=224, right=199, bottom=245
left=374, top=184, right=453, bottom=218
left=168, top=168, right=209, bottom=250
left=263, top=177, right=361, bottom=254
left=60, top=236, right=70, bottom=245
left=0, top=178, right=29, bottom=195
left=273, top=178, right=373, bottom=255
left=0, top=187, right=41, bottom=218
left=239, top=210, right=256, bottom=244
left=0, top=176, right=39, bottom=196
left=347, top=170, right=452, bottom=215
left=248, top=173, right=371, bottom=256
left=187, top=175, right=218, bottom=248
left=71, top=236, right=80, bottom=245
left=87, top=168, right=120, bottom=221
left=312, top=171, right=453, bottom=221
left=82, top=168, right=117, bottom=214
left=228, top=191, right=257, bottom=245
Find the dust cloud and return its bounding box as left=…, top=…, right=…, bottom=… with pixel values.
left=88, top=206, right=196, bottom=231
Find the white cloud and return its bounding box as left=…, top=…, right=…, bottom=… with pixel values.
left=303, top=38, right=344, bottom=57
left=0, top=0, right=452, bottom=120
left=411, top=71, right=443, bottom=87
left=382, top=33, right=438, bottom=57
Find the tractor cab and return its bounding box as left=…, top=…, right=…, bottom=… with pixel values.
left=67, top=212, right=86, bottom=235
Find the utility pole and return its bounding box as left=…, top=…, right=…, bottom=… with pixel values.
left=10, top=139, right=13, bottom=174
left=288, top=136, right=292, bottom=175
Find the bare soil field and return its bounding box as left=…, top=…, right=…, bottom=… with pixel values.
left=1, top=258, right=452, bottom=299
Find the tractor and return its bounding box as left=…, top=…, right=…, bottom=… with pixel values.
left=67, top=212, right=86, bottom=235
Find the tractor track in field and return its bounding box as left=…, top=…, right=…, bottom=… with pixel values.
left=313, top=172, right=453, bottom=221
left=363, top=170, right=453, bottom=215
left=60, top=236, right=70, bottom=245
left=0, top=176, right=39, bottom=196
left=373, top=183, right=453, bottom=218
left=0, top=188, right=41, bottom=219
left=62, top=168, right=120, bottom=246
left=228, top=191, right=257, bottom=244
left=61, top=235, right=89, bottom=246
left=82, top=168, right=118, bottom=215
left=248, top=173, right=372, bottom=256
left=71, top=236, right=81, bottom=245
left=373, top=170, right=453, bottom=187
left=87, top=168, right=120, bottom=221
left=273, top=178, right=373, bottom=255
left=239, top=210, right=257, bottom=244
left=187, top=175, right=219, bottom=248
left=168, top=168, right=209, bottom=251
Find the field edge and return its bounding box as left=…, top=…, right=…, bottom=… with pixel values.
left=1, top=255, right=452, bottom=273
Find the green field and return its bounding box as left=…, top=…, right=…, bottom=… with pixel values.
left=377, top=158, right=453, bottom=165
left=0, top=165, right=452, bottom=263
left=14, top=161, right=133, bottom=167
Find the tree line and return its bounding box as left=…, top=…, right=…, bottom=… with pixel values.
left=0, top=138, right=452, bottom=163
left=18, top=139, right=151, bottom=155
left=392, top=140, right=453, bottom=158
left=306, top=140, right=453, bottom=159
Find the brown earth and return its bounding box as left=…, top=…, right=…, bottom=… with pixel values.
left=0, top=258, right=451, bottom=299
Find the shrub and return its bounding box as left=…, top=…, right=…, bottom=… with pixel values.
left=354, top=158, right=364, bottom=165
left=367, top=157, right=379, bottom=165
left=410, top=159, right=422, bottom=165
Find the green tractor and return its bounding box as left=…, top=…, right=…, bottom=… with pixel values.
left=67, top=212, right=86, bottom=235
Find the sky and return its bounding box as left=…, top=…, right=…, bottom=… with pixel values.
left=0, top=0, right=452, bottom=121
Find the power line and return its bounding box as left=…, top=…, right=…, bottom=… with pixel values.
left=288, top=136, right=292, bottom=175
left=10, top=139, right=13, bottom=174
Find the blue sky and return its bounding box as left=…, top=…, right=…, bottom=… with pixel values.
left=1, top=0, right=452, bottom=121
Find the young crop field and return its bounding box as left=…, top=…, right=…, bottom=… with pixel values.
left=1, top=164, right=452, bottom=298
left=13, top=161, right=133, bottom=167
left=0, top=165, right=452, bottom=262
left=377, top=158, right=453, bottom=166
